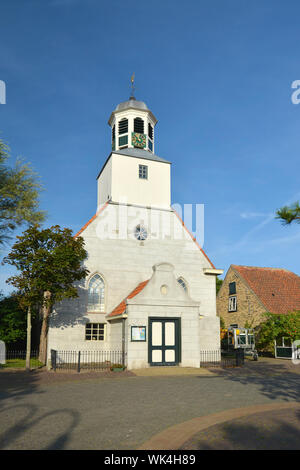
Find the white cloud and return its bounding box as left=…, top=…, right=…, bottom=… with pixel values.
left=240, top=212, right=272, bottom=219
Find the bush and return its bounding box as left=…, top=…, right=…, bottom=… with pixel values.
left=256, top=311, right=300, bottom=353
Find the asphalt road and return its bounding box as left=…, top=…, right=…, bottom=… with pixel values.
left=0, top=365, right=300, bottom=450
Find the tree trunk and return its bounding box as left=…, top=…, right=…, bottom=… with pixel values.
left=39, top=291, right=51, bottom=365
left=25, top=306, right=31, bottom=371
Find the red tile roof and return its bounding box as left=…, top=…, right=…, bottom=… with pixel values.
left=74, top=201, right=109, bottom=238
left=107, top=280, right=149, bottom=318
left=232, top=265, right=300, bottom=314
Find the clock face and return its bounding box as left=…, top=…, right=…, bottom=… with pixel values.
left=132, top=132, right=146, bottom=148
left=134, top=224, right=148, bottom=241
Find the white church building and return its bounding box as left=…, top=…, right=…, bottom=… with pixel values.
left=47, top=94, right=223, bottom=369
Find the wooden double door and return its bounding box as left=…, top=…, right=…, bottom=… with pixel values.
left=148, top=317, right=181, bottom=366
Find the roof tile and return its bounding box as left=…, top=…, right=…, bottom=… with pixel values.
left=232, top=265, right=300, bottom=314
left=107, top=280, right=149, bottom=318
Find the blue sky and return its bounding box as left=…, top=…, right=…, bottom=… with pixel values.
left=1, top=0, right=300, bottom=293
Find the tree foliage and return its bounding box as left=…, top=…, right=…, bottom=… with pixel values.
left=3, top=225, right=89, bottom=363
left=256, top=311, right=300, bottom=352
left=0, top=138, right=46, bottom=245
left=216, top=277, right=223, bottom=295
left=3, top=225, right=89, bottom=304
left=276, top=201, right=300, bottom=225
left=0, top=292, right=28, bottom=345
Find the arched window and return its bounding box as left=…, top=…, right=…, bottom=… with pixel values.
left=177, top=277, right=188, bottom=293
left=88, top=274, right=105, bottom=312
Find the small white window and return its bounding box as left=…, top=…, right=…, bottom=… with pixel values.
left=85, top=323, right=105, bottom=341
left=139, top=164, right=148, bottom=179
left=228, top=296, right=237, bottom=312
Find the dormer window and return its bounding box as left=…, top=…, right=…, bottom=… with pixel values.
left=134, top=117, right=144, bottom=134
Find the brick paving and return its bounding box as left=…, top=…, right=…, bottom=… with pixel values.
left=181, top=406, right=300, bottom=450
left=0, top=358, right=299, bottom=449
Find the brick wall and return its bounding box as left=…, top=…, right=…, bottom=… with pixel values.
left=217, top=267, right=268, bottom=328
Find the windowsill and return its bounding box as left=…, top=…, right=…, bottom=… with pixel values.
left=87, top=311, right=106, bottom=314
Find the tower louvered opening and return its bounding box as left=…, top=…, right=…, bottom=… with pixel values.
left=148, top=123, right=153, bottom=140
left=134, top=117, right=144, bottom=134
left=118, top=118, right=128, bottom=135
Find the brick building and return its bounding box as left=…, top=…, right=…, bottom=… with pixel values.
left=217, top=265, right=300, bottom=328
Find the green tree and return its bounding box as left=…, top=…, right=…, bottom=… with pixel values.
left=0, top=292, right=27, bottom=345
left=3, top=225, right=89, bottom=367
left=216, top=277, right=223, bottom=295
left=276, top=201, right=300, bottom=225
left=0, top=138, right=46, bottom=245
left=256, top=311, right=300, bottom=353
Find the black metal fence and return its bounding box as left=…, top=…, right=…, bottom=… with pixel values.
left=50, top=349, right=126, bottom=372
left=200, top=349, right=244, bottom=368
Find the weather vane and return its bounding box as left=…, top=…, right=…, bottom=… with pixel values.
left=130, top=73, right=135, bottom=98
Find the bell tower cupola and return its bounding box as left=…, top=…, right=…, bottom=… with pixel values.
left=108, top=77, right=158, bottom=154
left=97, top=78, right=171, bottom=210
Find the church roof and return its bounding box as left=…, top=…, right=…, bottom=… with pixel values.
left=232, top=265, right=300, bottom=314
left=114, top=98, right=149, bottom=112
left=107, top=279, right=149, bottom=318
left=113, top=147, right=170, bottom=163
left=108, top=96, right=158, bottom=125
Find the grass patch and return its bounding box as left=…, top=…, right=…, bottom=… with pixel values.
left=0, top=358, right=44, bottom=369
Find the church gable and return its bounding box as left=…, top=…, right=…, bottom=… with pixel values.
left=128, top=263, right=200, bottom=307
left=47, top=86, right=222, bottom=369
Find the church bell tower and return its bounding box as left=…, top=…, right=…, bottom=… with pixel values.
left=97, top=79, right=171, bottom=210
left=108, top=76, right=157, bottom=153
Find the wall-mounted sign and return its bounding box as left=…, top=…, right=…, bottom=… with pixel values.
left=131, top=326, right=146, bottom=342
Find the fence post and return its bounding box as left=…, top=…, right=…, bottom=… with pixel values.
left=51, top=349, right=57, bottom=372
left=77, top=351, right=81, bottom=373
left=236, top=348, right=244, bottom=366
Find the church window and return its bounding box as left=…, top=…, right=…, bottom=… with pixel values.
left=85, top=323, right=105, bottom=341
left=134, top=224, right=148, bottom=241
left=87, top=274, right=105, bottom=312
left=134, top=117, right=144, bottom=134
left=148, top=139, right=153, bottom=152
left=139, top=164, right=148, bottom=179
left=228, top=296, right=237, bottom=312
left=118, top=118, right=128, bottom=135
left=177, top=277, right=188, bottom=293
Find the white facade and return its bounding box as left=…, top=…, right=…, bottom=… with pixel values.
left=97, top=152, right=171, bottom=208
left=47, top=95, right=222, bottom=369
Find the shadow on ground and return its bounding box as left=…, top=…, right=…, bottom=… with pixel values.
left=204, top=360, right=300, bottom=402
left=181, top=408, right=300, bottom=450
